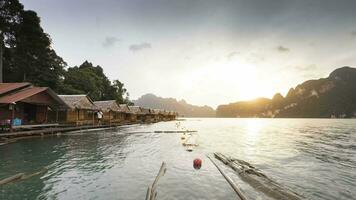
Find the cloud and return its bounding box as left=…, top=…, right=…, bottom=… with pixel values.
left=102, top=36, right=120, bottom=48
left=351, top=31, right=356, bottom=37
left=129, top=42, right=152, bottom=52
left=276, top=45, right=290, bottom=53
left=295, top=64, right=317, bottom=71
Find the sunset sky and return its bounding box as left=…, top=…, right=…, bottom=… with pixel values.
left=22, top=0, right=356, bottom=108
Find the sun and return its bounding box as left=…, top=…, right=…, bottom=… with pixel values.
left=222, top=60, right=263, bottom=100
left=181, top=57, right=274, bottom=105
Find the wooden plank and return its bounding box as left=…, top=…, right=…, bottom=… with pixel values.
left=0, top=124, right=111, bottom=138
left=12, top=123, right=59, bottom=129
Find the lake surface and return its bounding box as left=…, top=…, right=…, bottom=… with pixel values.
left=0, top=118, right=355, bottom=200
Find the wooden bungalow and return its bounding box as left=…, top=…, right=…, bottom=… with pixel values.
left=128, top=106, right=145, bottom=122
left=161, top=110, right=177, bottom=121
left=151, top=109, right=161, bottom=122
left=161, top=110, right=169, bottom=121
left=0, top=83, right=68, bottom=131
left=140, top=107, right=153, bottom=123
left=58, top=95, right=99, bottom=126
left=93, top=100, right=125, bottom=125
left=156, top=109, right=166, bottom=121
left=119, top=104, right=136, bottom=122
left=167, top=111, right=177, bottom=120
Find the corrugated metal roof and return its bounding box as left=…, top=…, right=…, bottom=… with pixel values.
left=0, top=82, right=31, bottom=96
left=0, top=87, right=48, bottom=104
left=59, top=95, right=98, bottom=110
left=93, top=100, right=121, bottom=112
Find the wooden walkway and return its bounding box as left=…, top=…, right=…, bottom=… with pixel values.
left=0, top=122, right=137, bottom=139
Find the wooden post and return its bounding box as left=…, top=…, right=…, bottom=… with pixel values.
left=109, top=111, right=111, bottom=126
left=10, top=104, right=15, bottom=132
left=92, top=110, right=95, bottom=126
left=45, top=106, right=48, bottom=124
left=56, top=109, right=59, bottom=123
left=76, top=109, right=79, bottom=126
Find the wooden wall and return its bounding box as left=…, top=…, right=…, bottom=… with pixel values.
left=101, top=111, right=126, bottom=124
left=58, top=109, right=95, bottom=125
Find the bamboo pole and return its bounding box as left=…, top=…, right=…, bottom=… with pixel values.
left=207, top=155, right=247, bottom=200
left=214, top=153, right=302, bottom=200
left=145, top=186, right=151, bottom=200
left=145, top=162, right=167, bottom=200
left=0, top=173, right=24, bottom=185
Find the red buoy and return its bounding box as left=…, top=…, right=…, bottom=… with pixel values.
left=193, top=158, right=202, bottom=169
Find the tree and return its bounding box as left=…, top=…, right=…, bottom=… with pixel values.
left=0, top=0, right=24, bottom=82
left=1, top=1, right=131, bottom=102
left=61, top=61, right=131, bottom=103
left=112, top=79, right=129, bottom=104
left=1, top=0, right=66, bottom=90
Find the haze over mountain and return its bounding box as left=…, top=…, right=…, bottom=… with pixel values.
left=133, top=94, right=215, bottom=117
left=217, top=67, right=356, bottom=118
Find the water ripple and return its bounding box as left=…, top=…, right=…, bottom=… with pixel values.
left=0, top=119, right=355, bottom=200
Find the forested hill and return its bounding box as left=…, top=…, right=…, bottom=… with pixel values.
left=133, top=94, right=216, bottom=117
left=217, top=67, right=356, bottom=118
left=0, top=0, right=130, bottom=103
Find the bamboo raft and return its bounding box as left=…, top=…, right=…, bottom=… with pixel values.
left=154, top=130, right=197, bottom=133
left=0, top=166, right=49, bottom=186
left=214, top=153, right=302, bottom=200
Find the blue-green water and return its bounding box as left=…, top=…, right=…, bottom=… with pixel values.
left=0, top=119, right=355, bottom=199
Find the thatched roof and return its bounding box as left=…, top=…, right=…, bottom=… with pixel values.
left=149, top=109, right=157, bottom=114
left=141, top=107, right=151, bottom=115
left=152, top=109, right=162, bottom=114
left=119, top=104, right=131, bottom=113
left=59, top=95, right=98, bottom=110
left=128, top=106, right=143, bottom=114
left=93, top=100, right=120, bottom=112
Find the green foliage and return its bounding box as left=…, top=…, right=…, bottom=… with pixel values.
left=0, top=0, right=23, bottom=46
left=1, top=0, right=66, bottom=90
left=60, top=61, right=130, bottom=104
left=1, top=0, right=131, bottom=104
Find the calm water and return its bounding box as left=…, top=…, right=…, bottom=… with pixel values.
left=0, top=118, right=355, bottom=200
